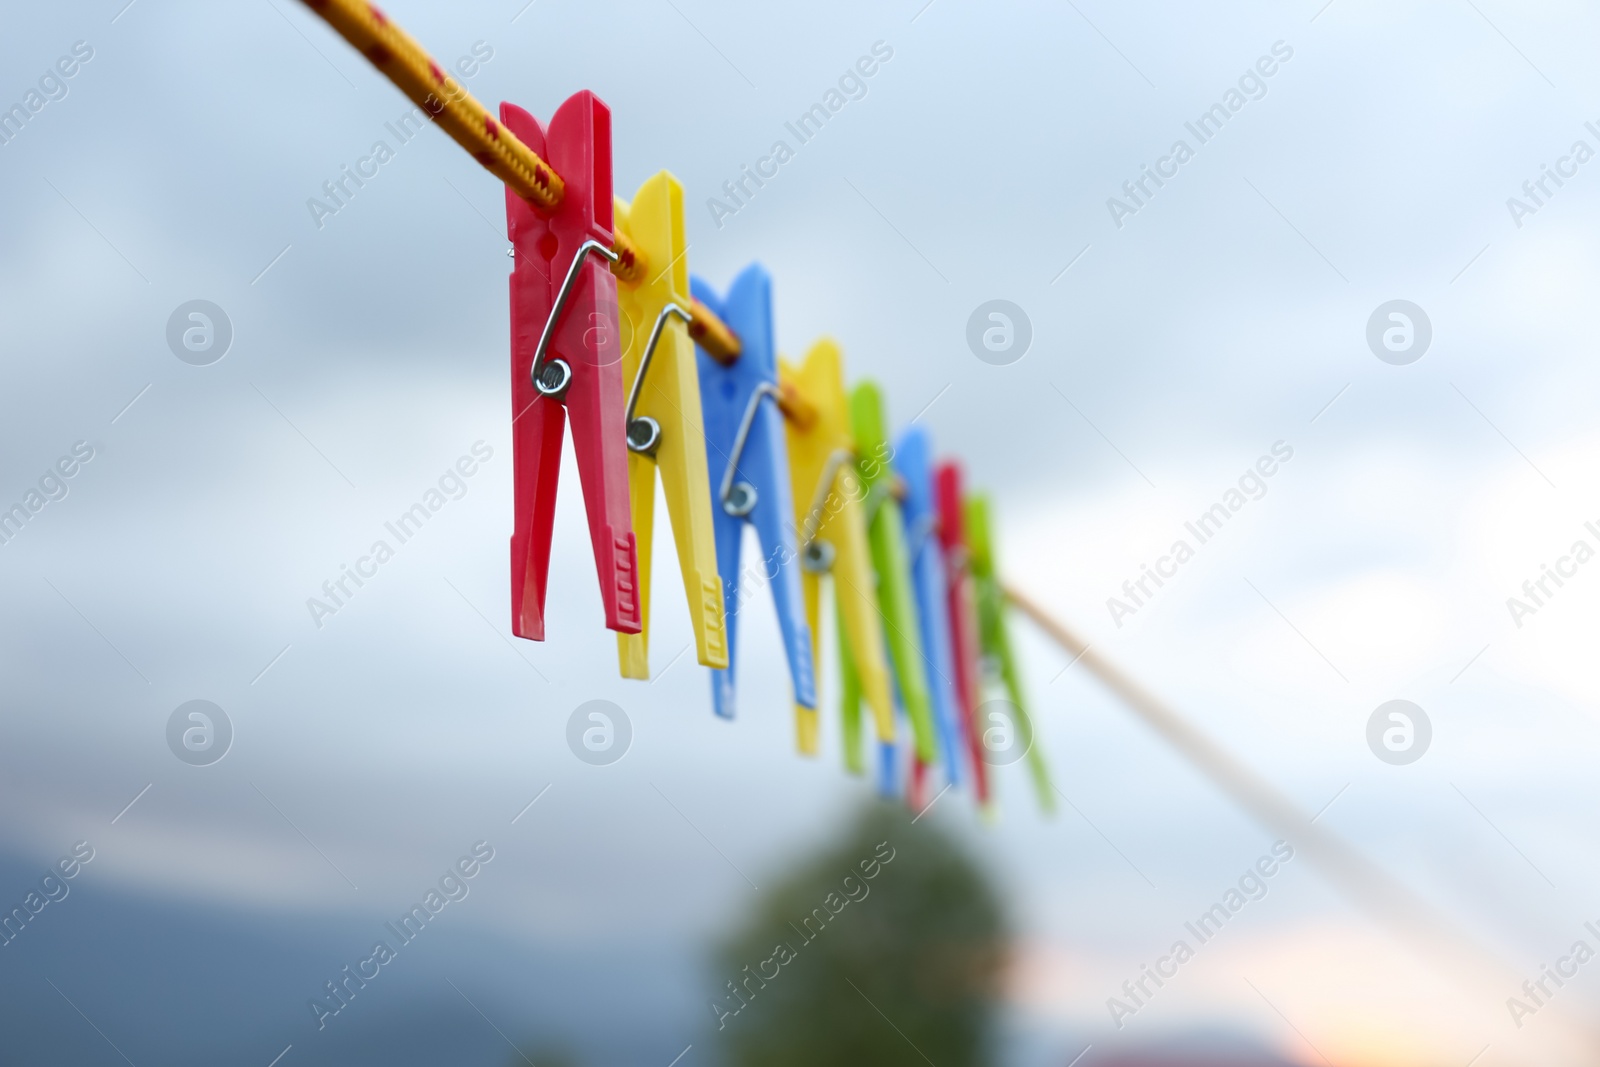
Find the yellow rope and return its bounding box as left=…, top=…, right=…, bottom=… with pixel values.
left=299, top=0, right=746, bottom=364
left=302, top=0, right=562, bottom=210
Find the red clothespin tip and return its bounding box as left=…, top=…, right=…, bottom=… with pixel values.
left=502, top=91, right=640, bottom=640
left=936, top=459, right=989, bottom=807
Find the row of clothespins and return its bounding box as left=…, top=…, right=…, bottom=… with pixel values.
left=299, top=0, right=1052, bottom=813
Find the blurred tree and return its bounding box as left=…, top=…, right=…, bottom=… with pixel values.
left=710, top=801, right=1009, bottom=1066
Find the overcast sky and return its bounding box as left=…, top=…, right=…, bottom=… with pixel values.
left=4, top=0, right=1600, bottom=1064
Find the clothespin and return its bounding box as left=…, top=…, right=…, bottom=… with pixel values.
left=935, top=460, right=990, bottom=807
left=300, top=3, right=755, bottom=659
left=502, top=93, right=640, bottom=640
left=895, top=427, right=966, bottom=787
left=611, top=172, right=727, bottom=678
left=779, top=340, right=895, bottom=762
left=693, top=265, right=817, bottom=727
left=841, top=598, right=903, bottom=797
left=849, top=383, right=939, bottom=766
left=966, top=494, right=1055, bottom=813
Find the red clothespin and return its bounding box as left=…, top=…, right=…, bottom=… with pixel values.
left=502, top=92, right=640, bottom=640
left=936, top=460, right=989, bottom=807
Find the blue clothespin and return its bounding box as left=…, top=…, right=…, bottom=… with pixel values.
left=693, top=264, right=817, bottom=725
left=895, top=426, right=965, bottom=787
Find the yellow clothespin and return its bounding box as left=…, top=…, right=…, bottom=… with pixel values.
left=613, top=172, right=728, bottom=677
left=780, top=338, right=894, bottom=757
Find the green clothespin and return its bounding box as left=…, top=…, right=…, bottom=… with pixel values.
left=848, top=381, right=938, bottom=765
left=837, top=595, right=866, bottom=776
left=966, top=493, right=1054, bottom=814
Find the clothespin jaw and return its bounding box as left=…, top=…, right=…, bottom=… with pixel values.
left=694, top=265, right=816, bottom=729
left=966, top=494, right=1055, bottom=814
left=935, top=460, right=990, bottom=807
left=895, top=427, right=965, bottom=787
left=611, top=172, right=727, bottom=679
left=779, top=339, right=894, bottom=755
left=502, top=93, right=640, bottom=640
left=848, top=382, right=938, bottom=765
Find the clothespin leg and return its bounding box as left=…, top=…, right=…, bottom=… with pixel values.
left=652, top=332, right=728, bottom=671
left=994, top=605, right=1055, bottom=814
left=909, top=755, right=930, bottom=813
left=876, top=738, right=898, bottom=799
left=509, top=388, right=565, bottom=640
left=837, top=588, right=864, bottom=774
left=832, top=509, right=896, bottom=744
left=791, top=557, right=820, bottom=750
left=916, top=546, right=965, bottom=788
left=616, top=452, right=657, bottom=677
left=953, top=570, right=991, bottom=806
left=866, top=505, right=939, bottom=764
left=709, top=500, right=746, bottom=719
left=563, top=319, right=643, bottom=635
left=743, top=417, right=816, bottom=712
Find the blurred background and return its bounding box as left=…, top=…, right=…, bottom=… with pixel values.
left=3, top=0, right=1600, bottom=1063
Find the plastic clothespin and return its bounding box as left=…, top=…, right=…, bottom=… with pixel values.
left=611, top=172, right=727, bottom=678
left=966, top=494, right=1055, bottom=813
left=502, top=93, right=640, bottom=640
left=779, top=339, right=895, bottom=762
left=841, top=589, right=902, bottom=797
left=848, top=383, right=938, bottom=766
left=693, top=265, right=816, bottom=729
left=835, top=593, right=865, bottom=773
left=895, top=427, right=966, bottom=787
left=935, top=460, right=990, bottom=807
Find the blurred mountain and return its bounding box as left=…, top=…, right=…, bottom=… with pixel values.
left=0, top=851, right=685, bottom=1066
left=1093, top=1035, right=1308, bottom=1067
